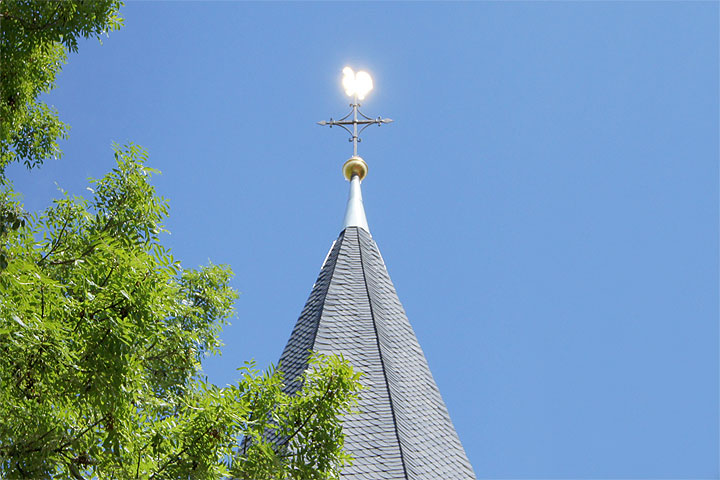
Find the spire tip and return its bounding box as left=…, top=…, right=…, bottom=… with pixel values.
left=342, top=173, right=370, bottom=233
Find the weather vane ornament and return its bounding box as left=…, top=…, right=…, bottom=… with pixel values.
left=317, top=67, right=393, bottom=181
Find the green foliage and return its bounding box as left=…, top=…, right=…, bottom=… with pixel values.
left=0, top=145, right=361, bottom=479
left=0, top=188, right=25, bottom=270
left=0, top=3, right=361, bottom=477
left=0, top=0, right=124, bottom=172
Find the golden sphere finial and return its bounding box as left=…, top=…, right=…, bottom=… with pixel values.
left=342, top=156, right=368, bottom=181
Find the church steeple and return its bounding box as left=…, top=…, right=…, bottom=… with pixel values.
left=276, top=68, right=476, bottom=479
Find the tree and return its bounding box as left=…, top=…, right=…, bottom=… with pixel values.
left=0, top=0, right=124, bottom=268
left=0, top=144, right=362, bottom=479
left=0, top=0, right=124, bottom=173
left=1, top=2, right=361, bottom=477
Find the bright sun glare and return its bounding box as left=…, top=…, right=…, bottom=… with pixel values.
left=342, top=67, right=373, bottom=100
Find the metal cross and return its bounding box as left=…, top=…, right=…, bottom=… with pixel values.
left=317, top=94, right=393, bottom=157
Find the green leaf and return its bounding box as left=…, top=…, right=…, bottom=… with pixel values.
left=11, top=314, right=26, bottom=328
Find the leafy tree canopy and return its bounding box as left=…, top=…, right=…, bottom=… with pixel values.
left=0, top=0, right=124, bottom=172
left=0, top=145, right=361, bottom=478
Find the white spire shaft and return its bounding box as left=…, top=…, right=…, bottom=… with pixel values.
left=342, top=174, right=370, bottom=234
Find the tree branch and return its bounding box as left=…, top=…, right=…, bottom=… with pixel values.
left=149, top=424, right=216, bottom=479
left=54, top=414, right=109, bottom=453
left=99, top=261, right=117, bottom=288
left=46, top=241, right=97, bottom=265
left=38, top=216, right=69, bottom=265
left=278, top=376, right=336, bottom=448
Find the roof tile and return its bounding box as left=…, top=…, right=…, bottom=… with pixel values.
left=277, top=227, right=476, bottom=479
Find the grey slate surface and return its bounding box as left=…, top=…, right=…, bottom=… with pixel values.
left=277, top=226, right=476, bottom=479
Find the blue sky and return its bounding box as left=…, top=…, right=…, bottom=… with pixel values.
left=8, top=2, right=718, bottom=478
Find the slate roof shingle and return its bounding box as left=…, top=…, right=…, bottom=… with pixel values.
left=277, top=226, right=476, bottom=480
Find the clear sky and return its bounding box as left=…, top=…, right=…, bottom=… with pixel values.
left=8, top=2, right=718, bottom=478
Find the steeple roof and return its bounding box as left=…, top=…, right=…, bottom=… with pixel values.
left=277, top=179, right=476, bottom=479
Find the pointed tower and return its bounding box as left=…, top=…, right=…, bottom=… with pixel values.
left=277, top=68, right=476, bottom=479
